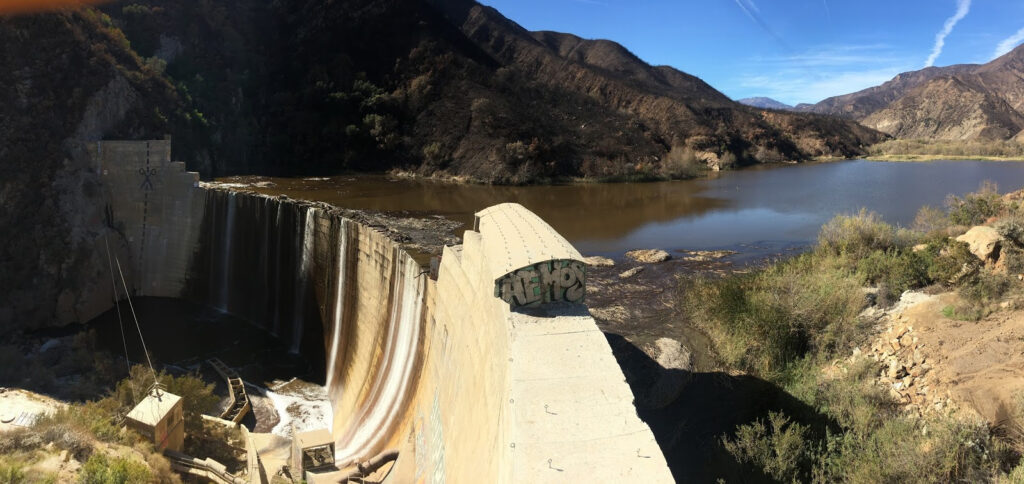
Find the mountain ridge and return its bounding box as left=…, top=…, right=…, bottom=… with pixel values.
left=797, top=45, right=1024, bottom=141
left=738, top=97, right=794, bottom=110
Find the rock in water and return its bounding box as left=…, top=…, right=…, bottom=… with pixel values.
left=956, top=226, right=1002, bottom=262
left=582, top=256, right=615, bottom=267
left=625, top=249, right=671, bottom=263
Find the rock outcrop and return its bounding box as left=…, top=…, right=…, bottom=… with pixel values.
left=625, top=249, right=671, bottom=263
left=956, top=226, right=1003, bottom=263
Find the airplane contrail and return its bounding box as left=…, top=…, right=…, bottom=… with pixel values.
left=732, top=0, right=790, bottom=51
left=924, top=0, right=971, bottom=67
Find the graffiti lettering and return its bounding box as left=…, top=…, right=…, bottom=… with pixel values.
left=139, top=167, right=157, bottom=191
left=495, top=259, right=585, bottom=307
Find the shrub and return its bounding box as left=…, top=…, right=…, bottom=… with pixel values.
left=79, top=453, right=150, bottom=484
left=912, top=205, right=951, bottom=236
left=959, top=272, right=1012, bottom=313
left=659, top=145, right=701, bottom=179
left=0, top=462, right=25, bottom=484
left=946, top=181, right=1004, bottom=226
left=856, top=250, right=930, bottom=302
left=722, top=411, right=813, bottom=483
left=684, top=254, right=864, bottom=378
left=818, top=209, right=907, bottom=258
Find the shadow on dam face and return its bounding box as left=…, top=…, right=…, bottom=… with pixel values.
left=605, top=332, right=841, bottom=483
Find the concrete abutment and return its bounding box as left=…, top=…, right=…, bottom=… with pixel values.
left=79, top=139, right=672, bottom=482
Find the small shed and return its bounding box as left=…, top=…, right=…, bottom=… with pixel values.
left=125, top=388, right=184, bottom=452
left=292, top=428, right=336, bottom=477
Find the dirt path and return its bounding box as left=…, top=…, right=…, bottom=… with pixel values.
left=893, top=293, right=1024, bottom=424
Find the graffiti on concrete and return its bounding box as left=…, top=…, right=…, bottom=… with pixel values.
left=139, top=167, right=157, bottom=191
left=495, top=259, right=585, bottom=307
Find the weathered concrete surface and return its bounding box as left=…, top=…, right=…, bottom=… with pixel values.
left=61, top=139, right=203, bottom=324
left=390, top=203, right=671, bottom=483
left=66, top=143, right=672, bottom=481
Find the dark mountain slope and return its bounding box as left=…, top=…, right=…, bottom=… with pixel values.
left=0, top=9, right=195, bottom=329
left=94, top=0, right=882, bottom=182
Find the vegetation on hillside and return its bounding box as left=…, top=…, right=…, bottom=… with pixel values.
left=0, top=365, right=240, bottom=482
left=682, top=182, right=1024, bottom=482
left=867, top=139, right=1024, bottom=161
left=78, top=0, right=885, bottom=183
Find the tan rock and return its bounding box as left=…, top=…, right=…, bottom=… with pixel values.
left=582, top=256, right=615, bottom=267
left=912, top=244, right=929, bottom=252
left=618, top=266, right=644, bottom=279
left=955, top=226, right=1002, bottom=262
left=625, top=249, right=671, bottom=263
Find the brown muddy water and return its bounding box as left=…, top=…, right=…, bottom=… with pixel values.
left=220, top=159, right=1024, bottom=261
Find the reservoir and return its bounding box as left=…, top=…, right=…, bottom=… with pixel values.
left=222, top=159, right=1024, bottom=257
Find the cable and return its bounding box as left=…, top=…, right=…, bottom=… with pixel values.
left=114, top=255, right=160, bottom=393
left=104, top=236, right=138, bottom=404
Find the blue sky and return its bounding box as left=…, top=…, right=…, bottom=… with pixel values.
left=479, top=0, right=1024, bottom=106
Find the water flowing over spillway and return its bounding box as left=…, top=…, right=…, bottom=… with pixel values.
left=191, top=189, right=429, bottom=464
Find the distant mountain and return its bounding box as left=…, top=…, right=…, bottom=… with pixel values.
left=797, top=45, right=1024, bottom=140
left=737, top=97, right=793, bottom=110
left=86, top=0, right=884, bottom=182
left=0, top=0, right=884, bottom=186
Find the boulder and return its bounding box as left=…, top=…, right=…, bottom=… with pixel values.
left=955, top=226, right=1002, bottom=262
left=582, top=256, right=615, bottom=267
left=644, top=338, right=693, bottom=408
left=618, top=267, right=644, bottom=279
left=625, top=249, right=671, bottom=263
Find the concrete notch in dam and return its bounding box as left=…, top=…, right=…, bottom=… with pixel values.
left=78, top=139, right=673, bottom=482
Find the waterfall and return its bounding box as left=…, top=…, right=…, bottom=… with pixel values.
left=192, top=189, right=428, bottom=463
left=291, top=207, right=317, bottom=354
left=333, top=251, right=425, bottom=466
left=325, top=219, right=349, bottom=390
left=220, top=192, right=236, bottom=312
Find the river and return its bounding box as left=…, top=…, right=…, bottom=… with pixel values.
left=221, top=160, right=1024, bottom=259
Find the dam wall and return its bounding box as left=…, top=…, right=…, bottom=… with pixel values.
left=85, top=139, right=671, bottom=482
left=62, top=139, right=203, bottom=325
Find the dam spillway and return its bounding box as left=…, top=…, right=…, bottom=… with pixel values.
left=79, top=140, right=672, bottom=482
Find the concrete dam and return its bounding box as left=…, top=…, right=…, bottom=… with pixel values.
left=75, top=139, right=673, bottom=482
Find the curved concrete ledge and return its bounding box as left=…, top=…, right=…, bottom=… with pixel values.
left=83, top=140, right=671, bottom=482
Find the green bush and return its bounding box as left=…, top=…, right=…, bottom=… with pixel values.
left=855, top=250, right=929, bottom=302
left=722, top=411, right=812, bottom=483
left=0, top=463, right=26, bottom=484
left=79, top=453, right=150, bottom=484
left=818, top=209, right=908, bottom=258
left=684, top=253, right=864, bottom=378
left=951, top=272, right=1014, bottom=321
left=947, top=181, right=1004, bottom=226
left=727, top=356, right=1008, bottom=483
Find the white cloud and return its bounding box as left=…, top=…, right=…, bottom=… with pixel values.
left=992, top=27, right=1024, bottom=60
left=732, top=44, right=914, bottom=105
left=924, top=0, right=971, bottom=67
left=738, top=68, right=903, bottom=106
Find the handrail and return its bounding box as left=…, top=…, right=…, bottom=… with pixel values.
left=207, top=358, right=251, bottom=424
left=164, top=449, right=247, bottom=484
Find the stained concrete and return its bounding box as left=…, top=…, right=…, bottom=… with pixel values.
left=81, top=141, right=671, bottom=482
